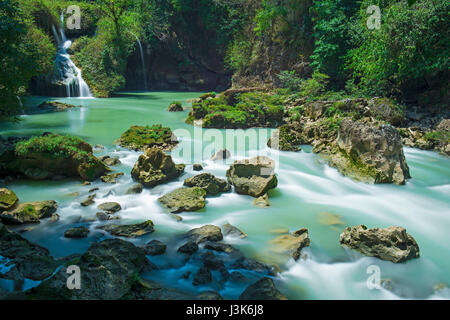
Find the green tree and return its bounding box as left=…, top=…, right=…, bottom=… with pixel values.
left=310, top=0, right=359, bottom=89
left=348, top=0, right=449, bottom=96
left=0, top=0, right=55, bottom=118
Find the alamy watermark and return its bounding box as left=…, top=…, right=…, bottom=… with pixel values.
left=367, top=5, right=381, bottom=30
left=65, top=5, right=81, bottom=30
left=66, top=265, right=81, bottom=290
left=366, top=264, right=382, bottom=290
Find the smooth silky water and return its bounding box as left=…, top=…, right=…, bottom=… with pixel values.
left=0, top=92, right=449, bottom=299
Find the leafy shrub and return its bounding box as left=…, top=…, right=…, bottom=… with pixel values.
left=300, top=72, right=330, bottom=98
left=277, top=70, right=304, bottom=91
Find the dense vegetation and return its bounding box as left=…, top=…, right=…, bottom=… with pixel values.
left=187, top=91, right=284, bottom=128
left=0, top=0, right=448, bottom=118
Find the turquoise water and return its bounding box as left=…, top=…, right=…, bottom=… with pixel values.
left=1, top=92, right=449, bottom=299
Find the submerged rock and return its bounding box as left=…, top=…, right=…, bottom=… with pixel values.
left=23, top=238, right=149, bottom=299
left=37, top=101, right=81, bottom=112
left=64, top=226, right=89, bottom=238
left=327, top=119, right=411, bottom=185
left=226, top=156, right=278, bottom=197
left=80, top=194, right=96, bottom=207
left=177, top=241, right=199, bottom=254
left=144, top=240, right=167, bottom=256
left=49, top=213, right=60, bottom=223
left=119, top=125, right=178, bottom=151
left=340, top=225, right=420, bottom=263
left=97, top=202, right=121, bottom=214
left=252, top=193, right=270, bottom=208
left=125, top=278, right=197, bottom=300
left=186, top=225, right=223, bottom=244
left=98, top=220, right=155, bottom=238
left=0, top=200, right=57, bottom=224
left=0, top=188, right=18, bottom=211
left=0, top=223, right=58, bottom=281
left=100, top=172, right=124, bottom=184
left=131, top=147, right=185, bottom=188
left=211, top=149, right=231, bottom=161
left=183, top=173, right=231, bottom=195
left=126, top=183, right=143, bottom=194
left=239, top=277, right=287, bottom=300
left=100, top=155, right=121, bottom=166
left=222, top=223, right=247, bottom=239
left=269, top=228, right=310, bottom=260
left=193, top=266, right=212, bottom=286
left=158, top=187, right=206, bottom=213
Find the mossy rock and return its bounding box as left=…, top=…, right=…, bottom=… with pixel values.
left=183, top=173, right=231, bottom=195
left=98, top=220, right=155, bottom=238
left=168, top=101, right=183, bottom=112
left=118, top=125, right=178, bottom=151
left=0, top=188, right=19, bottom=211
left=12, top=134, right=108, bottom=181
left=0, top=200, right=57, bottom=224
left=158, top=187, right=207, bottom=213
left=131, top=148, right=185, bottom=188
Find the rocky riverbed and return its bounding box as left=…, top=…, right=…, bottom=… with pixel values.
left=0, top=92, right=449, bottom=300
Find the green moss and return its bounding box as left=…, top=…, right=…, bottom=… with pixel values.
left=119, top=125, right=175, bottom=150
left=0, top=188, right=19, bottom=210
left=187, top=91, right=285, bottom=129
left=199, top=92, right=216, bottom=100
left=424, top=131, right=450, bottom=143
left=170, top=101, right=182, bottom=107
left=15, top=134, right=93, bottom=163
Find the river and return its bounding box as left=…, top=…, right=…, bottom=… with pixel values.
left=1, top=92, right=449, bottom=299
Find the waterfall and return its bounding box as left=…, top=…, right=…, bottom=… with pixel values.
left=130, top=31, right=148, bottom=91
left=16, top=96, right=24, bottom=114
left=51, top=13, right=92, bottom=98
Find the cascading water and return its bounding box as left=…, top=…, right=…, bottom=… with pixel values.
left=130, top=31, right=148, bottom=91
left=51, top=13, right=92, bottom=98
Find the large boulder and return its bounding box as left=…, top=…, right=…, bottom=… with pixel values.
left=131, top=148, right=185, bottom=188
left=239, top=277, right=287, bottom=300
left=0, top=200, right=57, bottom=224
left=158, top=187, right=206, bottom=213
left=9, top=134, right=109, bottom=181
left=226, top=156, right=278, bottom=197
left=98, top=220, right=155, bottom=238
left=118, top=125, right=178, bottom=151
left=327, top=119, right=410, bottom=185
left=0, top=223, right=58, bottom=281
left=339, top=225, right=420, bottom=263
left=0, top=188, right=18, bottom=211
left=183, top=173, right=231, bottom=195
left=23, top=238, right=150, bottom=299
